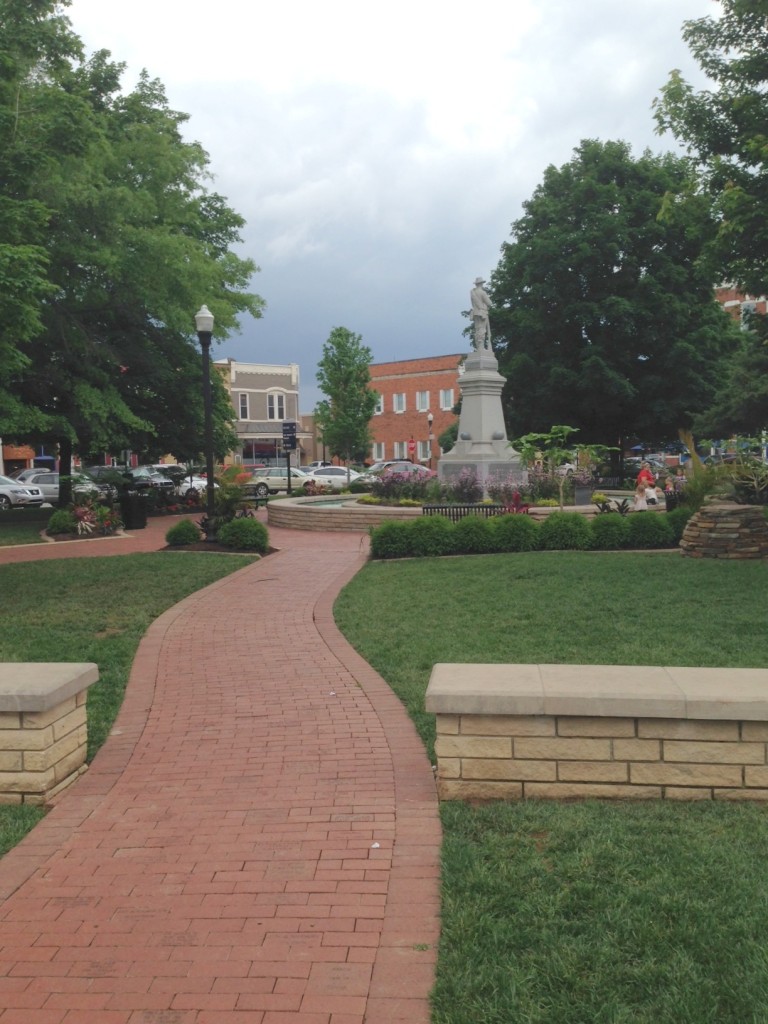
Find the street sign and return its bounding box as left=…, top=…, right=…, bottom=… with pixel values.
left=282, top=421, right=297, bottom=451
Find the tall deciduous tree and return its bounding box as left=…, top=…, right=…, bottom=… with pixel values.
left=0, top=0, right=263, bottom=491
left=654, top=0, right=768, bottom=295
left=315, top=327, right=378, bottom=467
left=490, top=139, right=738, bottom=455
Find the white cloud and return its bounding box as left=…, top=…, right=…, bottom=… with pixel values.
left=66, top=0, right=718, bottom=407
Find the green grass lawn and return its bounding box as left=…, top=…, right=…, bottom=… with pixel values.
left=0, top=519, right=48, bottom=546
left=334, top=551, right=768, bottom=1024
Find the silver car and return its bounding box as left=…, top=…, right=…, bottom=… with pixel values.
left=21, top=471, right=113, bottom=504
left=250, top=466, right=309, bottom=495
left=0, top=474, right=44, bottom=510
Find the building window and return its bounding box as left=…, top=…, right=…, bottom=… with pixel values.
left=372, top=442, right=385, bottom=461
left=268, top=393, right=285, bottom=420
left=416, top=390, right=429, bottom=412
left=393, top=393, right=406, bottom=413
left=238, top=393, right=248, bottom=420
left=418, top=440, right=430, bottom=461
left=439, top=388, right=454, bottom=411
left=394, top=441, right=408, bottom=459
left=374, top=395, right=383, bottom=415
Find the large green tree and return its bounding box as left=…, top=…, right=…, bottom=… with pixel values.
left=315, top=327, right=379, bottom=466
left=654, top=0, right=768, bottom=295
left=489, top=139, right=738, bottom=454
left=0, top=0, right=262, bottom=489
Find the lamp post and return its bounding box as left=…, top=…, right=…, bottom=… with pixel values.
left=194, top=304, right=216, bottom=529
left=427, top=411, right=434, bottom=469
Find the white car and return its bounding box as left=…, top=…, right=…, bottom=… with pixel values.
left=0, top=474, right=44, bottom=510
left=175, top=475, right=219, bottom=499
left=249, top=466, right=309, bottom=495
left=303, top=466, right=361, bottom=490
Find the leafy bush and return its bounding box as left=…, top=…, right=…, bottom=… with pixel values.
left=217, top=517, right=269, bottom=552
left=369, top=521, right=414, bottom=559
left=453, top=515, right=495, bottom=554
left=589, top=513, right=630, bottom=550
left=348, top=480, right=370, bottom=493
left=729, top=460, right=768, bottom=504
left=665, top=506, right=694, bottom=544
left=165, top=519, right=201, bottom=546
left=492, top=514, right=540, bottom=552
left=46, top=509, right=77, bottom=535
left=539, top=511, right=591, bottom=550
left=442, top=468, right=483, bottom=504
left=486, top=472, right=526, bottom=504
left=626, top=511, right=674, bottom=549
left=525, top=470, right=562, bottom=503
left=408, top=516, right=457, bottom=557
left=371, top=471, right=431, bottom=502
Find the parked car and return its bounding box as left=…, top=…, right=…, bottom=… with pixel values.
left=21, top=471, right=116, bottom=504
left=174, top=475, right=219, bottom=499
left=302, top=466, right=361, bottom=490
left=249, top=466, right=309, bottom=495
left=359, top=460, right=419, bottom=482
left=304, top=460, right=333, bottom=470
left=379, top=463, right=436, bottom=481
left=122, top=466, right=176, bottom=493
left=11, top=468, right=54, bottom=482
left=0, top=475, right=44, bottom=509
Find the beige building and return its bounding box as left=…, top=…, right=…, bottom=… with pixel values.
left=216, top=359, right=312, bottom=467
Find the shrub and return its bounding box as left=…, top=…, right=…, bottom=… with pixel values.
left=46, top=509, right=77, bottom=535
left=589, top=513, right=630, bottom=550
left=442, top=467, right=483, bottom=504
left=626, top=511, right=674, bottom=549
left=165, top=519, right=201, bottom=546
left=525, top=470, right=562, bottom=503
left=369, top=521, right=413, bottom=559
left=408, top=516, right=457, bottom=557
left=348, top=480, right=369, bottom=493
left=539, top=511, right=591, bottom=550
left=492, top=514, right=540, bottom=552
left=217, top=517, right=269, bottom=552
left=453, top=515, right=495, bottom=554
left=371, top=471, right=430, bottom=502
left=665, top=506, right=694, bottom=544
left=486, top=472, right=526, bottom=504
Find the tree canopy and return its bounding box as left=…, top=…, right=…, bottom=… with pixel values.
left=489, top=139, right=739, bottom=451
left=315, top=327, right=378, bottom=465
left=654, top=0, right=768, bottom=295
left=0, top=0, right=262, bottom=472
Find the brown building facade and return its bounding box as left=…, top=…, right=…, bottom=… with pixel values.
left=368, top=354, right=463, bottom=465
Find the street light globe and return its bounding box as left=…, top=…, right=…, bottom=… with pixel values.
left=195, top=304, right=214, bottom=334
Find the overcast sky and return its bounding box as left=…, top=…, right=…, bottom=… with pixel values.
left=67, top=0, right=716, bottom=411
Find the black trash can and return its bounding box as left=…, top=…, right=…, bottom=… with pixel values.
left=664, top=492, right=679, bottom=512
left=120, top=490, right=147, bottom=530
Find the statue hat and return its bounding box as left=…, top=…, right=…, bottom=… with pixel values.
left=474, top=276, right=485, bottom=285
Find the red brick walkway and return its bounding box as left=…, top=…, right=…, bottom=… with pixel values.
left=0, top=515, right=441, bottom=1022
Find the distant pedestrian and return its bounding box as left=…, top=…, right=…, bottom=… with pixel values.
left=636, top=461, right=655, bottom=488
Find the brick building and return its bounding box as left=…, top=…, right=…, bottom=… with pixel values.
left=715, top=285, right=768, bottom=325
left=368, top=354, right=463, bottom=466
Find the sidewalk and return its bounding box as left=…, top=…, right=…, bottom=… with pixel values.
left=0, top=514, right=441, bottom=1022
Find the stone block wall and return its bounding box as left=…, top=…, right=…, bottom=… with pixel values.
left=435, top=713, right=768, bottom=801
left=426, top=664, right=768, bottom=803
left=680, top=501, right=768, bottom=559
left=0, top=664, right=99, bottom=804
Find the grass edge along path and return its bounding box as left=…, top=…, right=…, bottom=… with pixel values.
left=334, top=551, right=768, bottom=1024
left=0, top=551, right=257, bottom=841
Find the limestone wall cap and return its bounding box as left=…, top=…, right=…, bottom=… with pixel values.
left=426, top=663, right=768, bottom=721
left=0, top=663, right=99, bottom=712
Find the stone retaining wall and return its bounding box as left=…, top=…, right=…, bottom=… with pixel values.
left=680, top=500, right=768, bottom=559
left=267, top=496, right=421, bottom=532
left=0, top=664, right=99, bottom=804
left=426, top=663, right=768, bottom=802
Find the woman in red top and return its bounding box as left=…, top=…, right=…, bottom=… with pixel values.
left=636, top=461, right=655, bottom=487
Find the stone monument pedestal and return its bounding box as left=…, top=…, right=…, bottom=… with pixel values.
left=438, top=347, right=525, bottom=493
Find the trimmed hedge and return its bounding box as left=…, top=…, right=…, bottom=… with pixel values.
left=369, top=510, right=682, bottom=559
left=217, top=517, right=269, bottom=552
left=165, top=519, right=201, bottom=546
left=46, top=509, right=78, bottom=535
